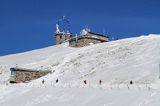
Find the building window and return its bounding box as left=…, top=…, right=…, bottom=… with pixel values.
left=60, top=35, right=62, bottom=39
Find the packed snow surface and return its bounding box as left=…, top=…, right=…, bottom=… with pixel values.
left=0, top=34, right=160, bottom=106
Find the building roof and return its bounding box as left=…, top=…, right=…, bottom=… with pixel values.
left=68, top=31, right=109, bottom=42
left=68, top=35, right=107, bottom=42
left=10, top=67, right=51, bottom=72
left=88, top=32, right=109, bottom=38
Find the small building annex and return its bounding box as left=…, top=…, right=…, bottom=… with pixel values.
left=10, top=67, right=51, bottom=83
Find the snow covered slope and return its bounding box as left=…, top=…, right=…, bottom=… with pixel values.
left=0, top=34, right=160, bottom=106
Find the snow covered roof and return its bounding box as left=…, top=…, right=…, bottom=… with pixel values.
left=69, top=31, right=108, bottom=42
left=68, top=35, right=107, bottom=42
left=80, top=29, right=88, bottom=35
left=88, top=32, right=109, bottom=38
left=10, top=67, right=51, bottom=72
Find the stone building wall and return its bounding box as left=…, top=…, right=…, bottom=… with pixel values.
left=69, top=31, right=109, bottom=47
left=87, top=33, right=107, bottom=41
left=55, top=33, right=71, bottom=44
left=55, top=33, right=64, bottom=44
left=69, top=37, right=102, bottom=47
left=14, top=71, right=50, bottom=82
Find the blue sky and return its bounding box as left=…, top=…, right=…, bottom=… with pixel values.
left=0, top=0, right=160, bottom=56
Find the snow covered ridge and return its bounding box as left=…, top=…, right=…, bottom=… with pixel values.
left=0, top=34, right=160, bottom=83
left=0, top=34, right=160, bottom=106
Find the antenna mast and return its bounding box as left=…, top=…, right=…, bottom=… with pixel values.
left=57, top=16, right=70, bottom=33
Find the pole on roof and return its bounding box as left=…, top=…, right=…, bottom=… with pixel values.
left=76, top=34, right=78, bottom=42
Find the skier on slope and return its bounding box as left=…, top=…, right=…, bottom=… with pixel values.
left=56, top=79, right=59, bottom=83
left=42, top=79, right=45, bottom=84
left=130, top=80, right=133, bottom=85
left=99, top=80, right=102, bottom=85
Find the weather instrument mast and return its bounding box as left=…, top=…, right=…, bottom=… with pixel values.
left=57, top=16, right=70, bottom=33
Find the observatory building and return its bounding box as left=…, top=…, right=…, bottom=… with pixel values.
left=55, top=16, right=109, bottom=47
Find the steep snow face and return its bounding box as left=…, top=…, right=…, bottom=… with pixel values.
left=0, top=34, right=160, bottom=106
left=38, top=34, right=160, bottom=86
